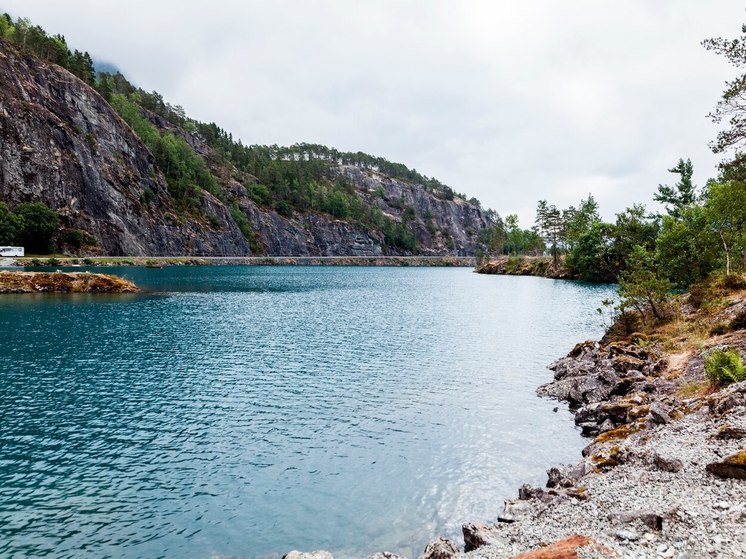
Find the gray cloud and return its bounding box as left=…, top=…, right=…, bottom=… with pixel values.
left=5, top=0, right=744, bottom=224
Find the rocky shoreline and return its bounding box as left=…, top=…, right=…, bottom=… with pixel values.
left=281, top=282, right=746, bottom=559
left=0, top=271, right=139, bottom=293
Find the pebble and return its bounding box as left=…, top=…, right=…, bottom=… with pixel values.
left=616, top=529, right=640, bottom=541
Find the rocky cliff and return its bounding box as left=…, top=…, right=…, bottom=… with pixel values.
left=0, top=41, right=493, bottom=257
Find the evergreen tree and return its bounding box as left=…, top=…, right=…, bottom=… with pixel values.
left=654, top=158, right=697, bottom=218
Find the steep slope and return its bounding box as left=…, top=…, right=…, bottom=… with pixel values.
left=0, top=42, right=249, bottom=256
left=0, top=39, right=494, bottom=257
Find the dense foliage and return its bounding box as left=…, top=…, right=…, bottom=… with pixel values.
left=705, top=348, right=746, bottom=386
left=0, top=202, right=59, bottom=254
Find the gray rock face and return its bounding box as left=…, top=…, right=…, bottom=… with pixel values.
left=0, top=42, right=249, bottom=256
left=0, top=42, right=493, bottom=257
left=462, top=522, right=506, bottom=551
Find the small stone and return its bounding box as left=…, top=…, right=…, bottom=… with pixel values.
left=616, top=529, right=640, bottom=541
left=653, top=452, right=683, bottom=473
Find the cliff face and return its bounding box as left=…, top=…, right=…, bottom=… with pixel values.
left=0, top=44, right=249, bottom=256
left=0, top=42, right=492, bottom=256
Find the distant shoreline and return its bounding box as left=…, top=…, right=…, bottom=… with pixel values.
left=2, top=256, right=478, bottom=268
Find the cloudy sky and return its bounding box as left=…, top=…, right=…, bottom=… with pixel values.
left=5, top=1, right=745, bottom=224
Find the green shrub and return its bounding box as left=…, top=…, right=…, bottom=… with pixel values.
left=46, top=257, right=59, bottom=266
left=61, top=228, right=96, bottom=249
left=16, top=202, right=59, bottom=254
left=83, top=257, right=95, bottom=266
left=705, top=348, right=746, bottom=386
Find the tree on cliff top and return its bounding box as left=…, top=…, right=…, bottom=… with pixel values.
left=703, top=26, right=746, bottom=159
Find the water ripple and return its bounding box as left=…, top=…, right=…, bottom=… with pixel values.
left=0, top=267, right=615, bottom=559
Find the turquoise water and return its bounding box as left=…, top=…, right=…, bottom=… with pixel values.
left=0, top=267, right=615, bottom=559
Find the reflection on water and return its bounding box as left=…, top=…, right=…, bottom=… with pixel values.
left=0, top=266, right=615, bottom=558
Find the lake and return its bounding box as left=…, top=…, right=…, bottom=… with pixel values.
left=0, top=266, right=615, bottom=558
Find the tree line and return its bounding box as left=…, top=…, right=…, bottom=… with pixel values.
left=0, top=14, right=95, bottom=84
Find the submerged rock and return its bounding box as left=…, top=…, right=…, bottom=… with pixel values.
left=283, top=551, right=334, bottom=559
left=368, top=552, right=407, bottom=559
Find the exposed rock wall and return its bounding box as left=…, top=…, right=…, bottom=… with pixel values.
left=0, top=43, right=249, bottom=256
left=0, top=41, right=493, bottom=257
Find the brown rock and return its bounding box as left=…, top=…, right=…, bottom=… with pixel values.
left=715, top=425, right=746, bottom=439
left=0, top=271, right=139, bottom=293
left=420, top=538, right=459, bottom=559
left=706, top=450, right=746, bottom=479
left=511, top=535, right=619, bottom=558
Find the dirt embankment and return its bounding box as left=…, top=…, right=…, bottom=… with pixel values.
left=475, top=256, right=575, bottom=280
left=0, top=271, right=139, bottom=293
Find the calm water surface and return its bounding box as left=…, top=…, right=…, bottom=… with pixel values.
left=0, top=266, right=615, bottom=558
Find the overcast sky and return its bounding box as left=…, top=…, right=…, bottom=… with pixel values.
left=5, top=1, right=745, bottom=224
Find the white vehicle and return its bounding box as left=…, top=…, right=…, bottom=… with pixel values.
left=0, top=246, right=24, bottom=257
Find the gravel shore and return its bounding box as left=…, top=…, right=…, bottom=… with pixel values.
left=462, top=382, right=746, bottom=559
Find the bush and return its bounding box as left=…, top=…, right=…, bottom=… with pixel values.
left=15, top=202, right=59, bottom=254
left=721, top=273, right=746, bottom=291
left=705, top=348, right=746, bottom=386
left=710, top=321, right=730, bottom=336
left=61, top=228, right=96, bottom=249
left=731, top=309, right=746, bottom=331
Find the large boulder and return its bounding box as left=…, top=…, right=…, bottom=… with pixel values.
left=462, top=522, right=506, bottom=551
